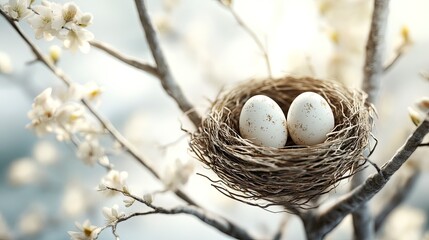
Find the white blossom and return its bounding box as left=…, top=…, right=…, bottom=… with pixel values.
left=55, top=102, right=86, bottom=134
left=99, top=170, right=128, bottom=196
left=82, top=82, right=103, bottom=102
left=24, top=1, right=95, bottom=53
left=27, top=87, right=97, bottom=140
left=123, top=197, right=135, bottom=208
left=76, top=138, right=105, bottom=166
left=2, top=0, right=33, bottom=20
left=27, top=88, right=61, bottom=135
left=68, top=220, right=100, bottom=240
left=61, top=24, right=94, bottom=53
left=49, top=44, right=62, bottom=64
left=77, top=12, right=92, bottom=27
left=102, top=204, right=124, bottom=224
left=27, top=1, right=56, bottom=40
left=98, top=156, right=111, bottom=169
left=48, top=2, right=94, bottom=53
left=65, top=82, right=103, bottom=102
left=143, top=194, right=153, bottom=204
left=51, top=2, right=79, bottom=30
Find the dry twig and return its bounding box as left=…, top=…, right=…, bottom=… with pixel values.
left=374, top=170, right=421, bottom=232
left=89, top=40, right=159, bottom=77
left=94, top=187, right=255, bottom=240
left=134, top=0, right=202, bottom=127
left=351, top=0, right=390, bottom=239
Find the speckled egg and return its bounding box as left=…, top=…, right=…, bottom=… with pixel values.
left=239, top=95, right=288, bottom=148
left=287, top=92, right=335, bottom=146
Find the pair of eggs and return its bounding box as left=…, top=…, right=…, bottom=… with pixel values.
left=239, top=92, right=335, bottom=148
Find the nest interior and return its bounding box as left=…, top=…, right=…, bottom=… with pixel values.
left=190, top=76, right=373, bottom=210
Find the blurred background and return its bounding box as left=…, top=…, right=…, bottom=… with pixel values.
left=1, top=0, right=429, bottom=239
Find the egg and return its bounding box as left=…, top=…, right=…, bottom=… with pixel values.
left=239, top=95, right=288, bottom=148
left=287, top=92, right=335, bottom=145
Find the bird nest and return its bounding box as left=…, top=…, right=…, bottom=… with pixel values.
left=190, top=76, right=374, bottom=211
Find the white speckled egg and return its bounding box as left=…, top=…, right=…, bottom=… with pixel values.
left=239, top=95, right=288, bottom=148
left=287, top=92, right=335, bottom=146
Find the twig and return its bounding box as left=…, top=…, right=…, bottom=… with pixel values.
left=384, top=26, right=412, bottom=73
left=99, top=187, right=256, bottom=240
left=304, top=115, right=429, bottom=240
left=216, top=0, right=272, bottom=78
left=134, top=0, right=202, bottom=127
left=351, top=0, right=390, bottom=239
left=374, top=170, right=421, bottom=232
left=383, top=48, right=403, bottom=73
left=89, top=40, right=159, bottom=78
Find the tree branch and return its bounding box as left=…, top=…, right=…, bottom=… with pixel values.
left=350, top=172, right=373, bottom=240
left=101, top=187, right=256, bottom=240
left=351, top=0, right=390, bottom=238
left=134, top=0, right=202, bottom=127
left=89, top=40, right=159, bottom=78
left=305, top=116, right=429, bottom=239
left=362, top=0, right=390, bottom=104
left=374, top=170, right=420, bottom=232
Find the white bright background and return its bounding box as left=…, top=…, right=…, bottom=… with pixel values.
left=1, top=0, right=429, bottom=239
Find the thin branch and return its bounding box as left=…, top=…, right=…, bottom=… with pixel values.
left=103, top=187, right=256, bottom=240
left=350, top=172, right=373, bottom=240
left=216, top=0, right=272, bottom=78
left=305, top=115, right=429, bottom=239
left=362, top=0, right=390, bottom=104
left=134, top=0, right=202, bottom=127
left=383, top=48, right=403, bottom=73
left=352, top=0, right=391, bottom=239
left=374, top=170, right=420, bottom=232
left=383, top=26, right=412, bottom=73
left=89, top=40, right=159, bottom=78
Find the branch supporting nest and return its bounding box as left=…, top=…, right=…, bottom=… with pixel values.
left=190, top=76, right=374, bottom=211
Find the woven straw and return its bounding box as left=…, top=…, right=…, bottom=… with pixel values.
left=190, top=76, right=374, bottom=210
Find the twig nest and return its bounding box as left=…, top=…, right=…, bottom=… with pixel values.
left=190, top=76, right=374, bottom=210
